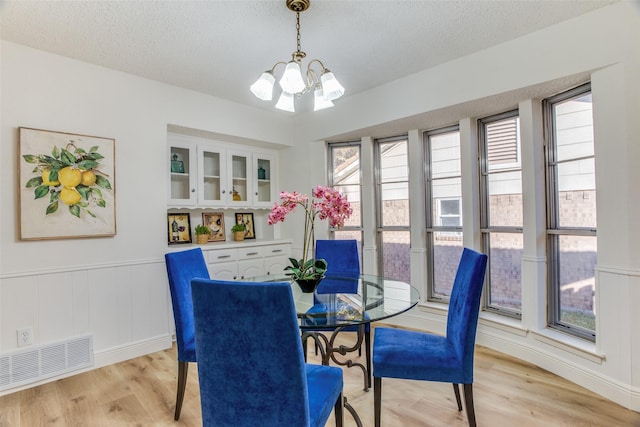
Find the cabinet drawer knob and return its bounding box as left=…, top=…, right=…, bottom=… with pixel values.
left=217, top=255, right=231, bottom=259
left=272, top=249, right=283, bottom=253
left=246, top=252, right=258, bottom=256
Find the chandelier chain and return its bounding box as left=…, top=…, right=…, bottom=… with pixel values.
left=296, top=12, right=301, bottom=53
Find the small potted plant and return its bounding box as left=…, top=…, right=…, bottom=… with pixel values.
left=231, top=223, right=246, bottom=241
left=194, top=224, right=211, bottom=244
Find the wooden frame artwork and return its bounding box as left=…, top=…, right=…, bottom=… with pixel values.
left=202, top=212, right=225, bottom=242
left=236, top=212, right=255, bottom=239
left=19, top=127, right=116, bottom=240
left=168, top=213, right=192, bottom=244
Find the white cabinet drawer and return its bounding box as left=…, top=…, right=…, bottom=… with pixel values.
left=264, top=244, right=289, bottom=258
left=237, top=247, right=264, bottom=260
left=207, top=248, right=238, bottom=264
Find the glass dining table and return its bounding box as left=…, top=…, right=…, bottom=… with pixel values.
left=249, top=273, right=420, bottom=427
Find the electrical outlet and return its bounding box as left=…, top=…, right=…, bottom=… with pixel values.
left=17, top=327, right=33, bottom=347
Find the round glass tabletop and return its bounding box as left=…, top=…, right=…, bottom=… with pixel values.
left=250, top=274, right=420, bottom=329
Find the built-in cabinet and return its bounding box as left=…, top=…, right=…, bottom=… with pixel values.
left=168, top=133, right=276, bottom=208
left=201, top=241, right=291, bottom=280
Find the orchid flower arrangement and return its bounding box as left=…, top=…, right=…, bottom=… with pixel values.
left=268, top=185, right=353, bottom=280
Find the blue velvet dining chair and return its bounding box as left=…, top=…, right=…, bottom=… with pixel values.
left=372, top=248, right=488, bottom=427
left=302, top=239, right=371, bottom=388
left=190, top=278, right=344, bottom=427
left=164, top=248, right=210, bottom=420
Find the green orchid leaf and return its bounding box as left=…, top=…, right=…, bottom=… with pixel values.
left=89, top=146, right=99, bottom=153
left=91, top=187, right=103, bottom=198
left=34, top=185, right=49, bottom=199
left=51, top=146, right=59, bottom=159
left=95, top=175, right=112, bottom=190
left=314, top=259, right=328, bottom=270
left=46, top=201, right=58, bottom=215
left=69, top=204, right=80, bottom=218
left=85, top=209, right=96, bottom=218
left=288, top=258, right=301, bottom=268
left=74, top=147, right=86, bottom=155
left=97, top=199, right=106, bottom=208
left=50, top=190, right=60, bottom=202
left=77, top=201, right=88, bottom=208
left=25, top=177, right=43, bottom=188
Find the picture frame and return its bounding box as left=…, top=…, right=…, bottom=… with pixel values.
left=168, top=213, right=192, bottom=244
left=235, top=212, right=255, bottom=239
left=202, top=212, right=225, bottom=242
left=19, top=127, right=116, bottom=240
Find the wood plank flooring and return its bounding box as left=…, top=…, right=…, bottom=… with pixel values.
left=1, top=333, right=639, bottom=426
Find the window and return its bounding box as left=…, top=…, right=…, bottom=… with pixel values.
left=479, top=111, right=523, bottom=317
left=544, top=83, right=596, bottom=341
left=375, top=136, right=410, bottom=282
left=328, top=142, right=362, bottom=247
left=425, top=126, right=463, bottom=301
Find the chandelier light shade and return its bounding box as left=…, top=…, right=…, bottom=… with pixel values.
left=250, top=0, right=344, bottom=112
left=250, top=71, right=276, bottom=101
left=313, top=86, right=333, bottom=111
left=275, top=91, right=295, bottom=112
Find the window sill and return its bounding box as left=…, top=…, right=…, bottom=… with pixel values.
left=478, top=311, right=528, bottom=337
left=530, top=329, right=605, bottom=364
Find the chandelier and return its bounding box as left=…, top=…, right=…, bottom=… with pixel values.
left=250, top=0, right=344, bottom=112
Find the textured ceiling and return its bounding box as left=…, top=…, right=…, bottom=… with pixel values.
left=0, top=0, right=615, bottom=113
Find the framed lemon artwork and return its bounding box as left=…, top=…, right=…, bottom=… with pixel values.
left=19, top=127, right=116, bottom=240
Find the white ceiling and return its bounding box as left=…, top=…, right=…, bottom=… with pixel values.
left=0, top=0, right=615, bottom=114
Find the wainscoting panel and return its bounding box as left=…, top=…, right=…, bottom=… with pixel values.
left=0, top=258, right=173, bottom=395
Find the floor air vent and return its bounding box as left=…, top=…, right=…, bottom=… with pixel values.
left=0, top=334, right=93, bottom=391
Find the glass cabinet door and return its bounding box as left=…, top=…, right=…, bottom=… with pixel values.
left=229, top=151, right=251, bottom=206
left=254, top=154, right=275, bottom=206
left=198, top=145, right=226, bottom=206
left=169, top=143, right=196, bottom=206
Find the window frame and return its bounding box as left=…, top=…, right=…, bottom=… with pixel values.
left=374, top=134, right=410, bottom=278
left=543, top=82, right=596, bottom=341
left=327, top=141, right=363, bottom=243
left=424, top=125, right=462, bottom=302
left=478, top=109, right=523, bottom=319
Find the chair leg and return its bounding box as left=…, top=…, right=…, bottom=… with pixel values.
left=463, top=383, right=476, bottom=427
left=174, top=361, right=189, bottom=420
left=302, top=335, right=308, bottom=362
left=365, top=329, right=372, bottom=389
left=334, top=392, right=344, bottom=427
left=452, top=383, right=462, bottom=411
left=374, top=377, right=382, bottom=427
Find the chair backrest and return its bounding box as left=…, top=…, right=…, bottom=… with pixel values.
left=164, top=248, right=210, bottom=362
left=315, top=239, right=360, bottom=295
left=190, top=278, right=310, bottom=427
left=445, top=248, right=488, bottom=383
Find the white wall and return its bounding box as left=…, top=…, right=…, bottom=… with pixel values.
left=282, top=1, right=640, bottom=412
left=1, top=0, right=640, bottom=413
left=0, top=41, right=292, bottom=392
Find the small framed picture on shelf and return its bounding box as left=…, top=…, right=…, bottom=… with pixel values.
left=202, top=212, right=225, bottom=242
left=168, top=213, right=192, bottom=244
left=235, top=212, right=255, bottom=239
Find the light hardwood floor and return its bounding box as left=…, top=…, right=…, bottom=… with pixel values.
left=1, top=334, right=639, bottom=427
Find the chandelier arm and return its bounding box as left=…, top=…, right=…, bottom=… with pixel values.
left=306, top=67, right=320, bottom=89
left=270, top=61, right=289, bottom=73
left=307, top=58, right=328, bottom=72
